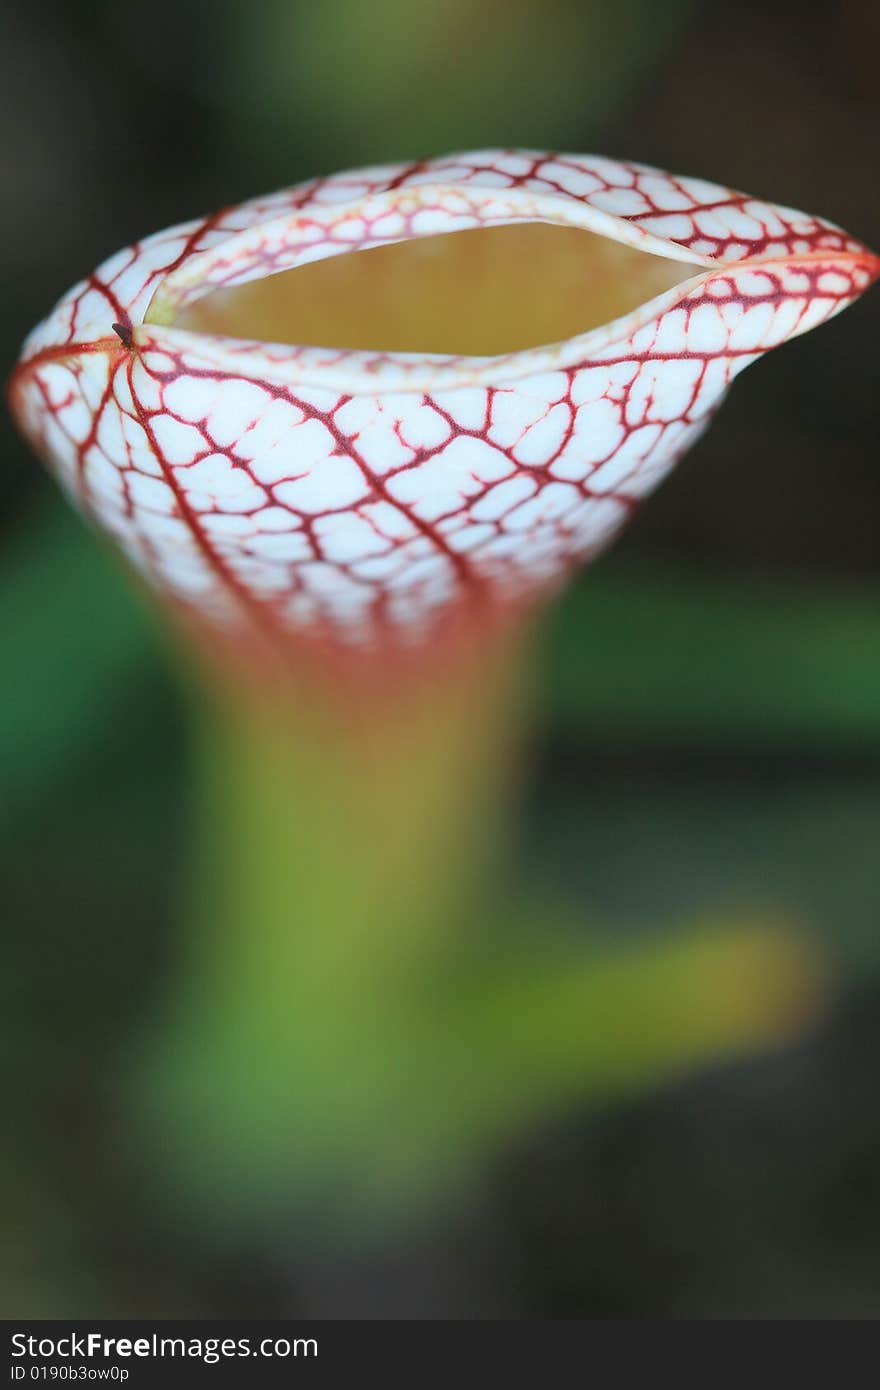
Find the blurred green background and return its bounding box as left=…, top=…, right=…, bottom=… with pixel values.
left=2, top=0, right=880, bottom=1318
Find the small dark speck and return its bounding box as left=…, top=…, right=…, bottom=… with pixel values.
left=112, top=322, right=133, bottom=348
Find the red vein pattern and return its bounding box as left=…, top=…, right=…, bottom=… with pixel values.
left=9, top=150, right=878, bottom=649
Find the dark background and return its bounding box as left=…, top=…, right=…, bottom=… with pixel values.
left=3, top=0, right=880, bottom=1317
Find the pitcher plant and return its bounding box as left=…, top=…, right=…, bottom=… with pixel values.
left=9, top=150, right=878, bottom=1230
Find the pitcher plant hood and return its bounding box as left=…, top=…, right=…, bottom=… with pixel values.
left=9, top=150, right=878, bottom=650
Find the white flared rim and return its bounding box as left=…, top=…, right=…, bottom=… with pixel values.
left=138, top=180, right=716, bottom=395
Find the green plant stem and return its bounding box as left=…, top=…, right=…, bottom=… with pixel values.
left=132, top=633, right=529, bottom=1225
left=129, top=630, right=827, bottom=1237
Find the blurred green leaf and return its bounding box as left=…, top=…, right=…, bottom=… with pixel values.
left=545, top=560, right=880, bottom=750
left=0, top=497, right=161, bottom=834
left=222, top=0, right=695, bottom=175
left=131, top=915, right=823, bottom=1232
